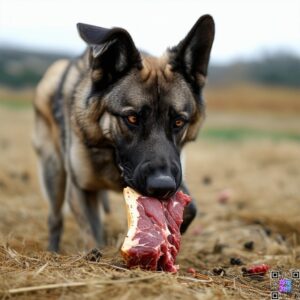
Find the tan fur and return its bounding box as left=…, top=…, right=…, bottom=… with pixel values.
left=140, top=54, right=204, bottom=142
left=34, top=60, right=69, bottom=120
left=140, top=54, right=174, bottom=85
left=91, top=69, right=103, bottom=81
left=33, top=59, right=69, bottom=154
left=196, top=73, right=206, bottom=87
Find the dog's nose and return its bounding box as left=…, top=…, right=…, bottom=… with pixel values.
left=146, top=174, right=176, bottom=199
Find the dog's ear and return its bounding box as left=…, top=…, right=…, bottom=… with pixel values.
left=77, top=23, right=141, bottom=82
left=170, top=15, right=215, bottom=89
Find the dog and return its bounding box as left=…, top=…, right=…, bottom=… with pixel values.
left=33, top=15, right=215, bottom=252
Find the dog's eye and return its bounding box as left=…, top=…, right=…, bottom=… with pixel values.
left=126, top=115, right=138, bottom=125
left=174, top=118, right=186, bottom=129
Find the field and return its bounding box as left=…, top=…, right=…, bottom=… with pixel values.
left=0, top=85, right=300, bottom=299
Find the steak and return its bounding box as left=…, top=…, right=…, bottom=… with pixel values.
left=121, top=187, right=191, bottom=272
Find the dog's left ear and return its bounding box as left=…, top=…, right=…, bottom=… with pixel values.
left=77, top=23, right=141, bottom=79
left=170, top=15, right=215, bottom=88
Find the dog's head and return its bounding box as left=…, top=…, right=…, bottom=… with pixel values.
left=77, top=15, right=214, bottom=198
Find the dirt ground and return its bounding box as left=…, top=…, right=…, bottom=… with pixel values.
left=0, top=106, right=300, bottom=299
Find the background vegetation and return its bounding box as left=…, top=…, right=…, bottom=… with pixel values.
left=1, top=47, right=300, bottom=89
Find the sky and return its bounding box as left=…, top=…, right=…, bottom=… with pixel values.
left=0, top=0, right=300, bottom=63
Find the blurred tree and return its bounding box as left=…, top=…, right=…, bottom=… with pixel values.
left=208, top=52, right=300, bottom=88
left=0, top=47, right=70, bottom=89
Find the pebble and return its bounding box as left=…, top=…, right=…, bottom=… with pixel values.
left=213, top=267, right=226, bottom=276
left=218, top=189, right=232, bottom=204
left=187, top=267, right=196, bottom=275
left=244, top=241, right=254, bottom=251
left=84, top=248, right=103, bottom=262
left=230, top=257, right=243, bottom=266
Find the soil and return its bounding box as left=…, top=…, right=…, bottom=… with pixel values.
left=0, top=107, right=299, bottom=299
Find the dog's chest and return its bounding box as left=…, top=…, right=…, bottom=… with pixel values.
left=69, top=133, right=123, bottom=191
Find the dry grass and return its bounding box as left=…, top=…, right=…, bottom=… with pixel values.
left=205, top=84, right=300, bottom=114
left=0, top=87, right=33, bottom=103
left=0, top=91, right=300, bottom=299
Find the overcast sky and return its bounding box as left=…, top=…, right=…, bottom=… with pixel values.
left=0, top=0, right=299, bottom=63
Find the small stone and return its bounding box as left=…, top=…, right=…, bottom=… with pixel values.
left=244, top=241, right=254, bottom=251
left=84, top=248, right=103, bottom=262
left=213, top=267, right=226, bottom=276
left=20, top=171, right=30, bottom=182
left=202, top=175, right=212, bottom=185
left=253, top=220, right=262, bottom=225
left=213, top=242, right=227, bottom=254
left=230, top=257, right=243, bottom=266
left=187, top=267, right=196, bottom=275
left=236, top=202, right=246, bottom=209
left=264, top=227, right=272, bottom=236
left=218, top=189, right=232, bottom=204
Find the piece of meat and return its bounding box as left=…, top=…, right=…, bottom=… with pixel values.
left=121, top=187, right=191, bottom=272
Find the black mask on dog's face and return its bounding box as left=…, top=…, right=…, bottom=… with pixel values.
left=114, top=103, right=184, bottom=199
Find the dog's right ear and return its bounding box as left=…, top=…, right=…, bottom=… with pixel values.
left=77, top=23, right=141, bottom=82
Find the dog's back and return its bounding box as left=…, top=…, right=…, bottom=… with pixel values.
left=33, top=53, right=87, bottom=156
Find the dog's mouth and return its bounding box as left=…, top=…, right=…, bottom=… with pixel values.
left=118, top=161, right=181, bottom=200
left=122, top=174, right=178, bottom=200
left=124, top=184, right=177, bottom=201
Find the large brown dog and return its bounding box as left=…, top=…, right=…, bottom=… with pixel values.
left=33, top=15, right=215, bottom=252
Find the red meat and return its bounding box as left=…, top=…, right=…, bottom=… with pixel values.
left=121, top=188, right=191, bottom=272
left=244, top=264, right=270, bottom=275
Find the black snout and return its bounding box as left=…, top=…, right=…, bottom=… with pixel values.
left=146, top=173, right=176, bottom=199
left=119, top=130, right=182, bottom=200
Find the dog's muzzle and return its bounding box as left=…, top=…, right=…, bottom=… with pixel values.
left=146, top=172, right=177, bottom=199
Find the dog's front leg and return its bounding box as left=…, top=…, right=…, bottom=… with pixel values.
left=180, top=181, right=197, bottom=234
left=66, top=177, right=105, bottom=249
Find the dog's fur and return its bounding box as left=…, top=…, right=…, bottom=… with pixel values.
left=33, top=15, right=215, bottom=252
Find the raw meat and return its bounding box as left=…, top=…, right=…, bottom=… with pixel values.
left=121, top=187, right=191, bottom=272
